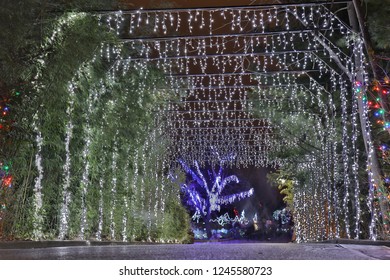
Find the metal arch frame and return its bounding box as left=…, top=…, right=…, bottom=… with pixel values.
left=95, top=1, right=351, bottom=14
left=98, top=1, right=358, bottom=164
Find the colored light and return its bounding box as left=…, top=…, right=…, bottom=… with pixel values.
left=380, top=109, right=385, bottom=114
left=2, top=175, right=12, bottom=187
left=15, top=91, right=21, bottom=96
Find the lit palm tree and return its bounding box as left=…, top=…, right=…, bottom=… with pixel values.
left=171, top=153, right=254, bottom=238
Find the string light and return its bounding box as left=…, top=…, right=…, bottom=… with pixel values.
left=17, top=2, right=387, bottom=242
left=32, top=117, right=44, bottom=240
left=58, top=82, right=76, bottom=240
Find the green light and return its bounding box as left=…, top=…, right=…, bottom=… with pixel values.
left=380, top=109, right=385, bottom=114
left=15, top=91, right=21, bottom=96
left=4, top=165, right=9, bottom=171
left=376, top=97, right=381, bottom=101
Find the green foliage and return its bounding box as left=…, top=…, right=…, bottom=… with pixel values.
left=267, top=171, right=294, bottom=210
left=0, top=1, right=191, bottom=242
left=160, top=186, right=193, bottom=244
left=161, top=200, right=193, bottom=244
left=365, top=0, right=390, bottom=49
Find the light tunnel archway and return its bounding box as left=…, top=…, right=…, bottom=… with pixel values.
left=10, top=1, right=388, bottom=242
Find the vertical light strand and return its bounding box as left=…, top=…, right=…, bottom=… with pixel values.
left=130, top=147, right=140, bottom=241
left=79, top=88, right=94, bottom=240
left=160, top=158, right=167, bottom=234
left=58, top=82, right=75, bottom=240
left=109, top=137, right=119, bottom=240
left=351, top=84, right=361, bottom=239
left=122, top=146, right=131, bottom=242
left=96, top=176, right=105, bottom=241
left=32, top=117, right=44, bottom=240
left=293, top=187, right=302, bottom=243
left=332, top=137, right=341, bottom=238
left=150, top=128, right=160, bottom=238
left=340, top=82, right=351, bottom=239
left=139, top=142, right=147, bottom=240
left=353, top=37, right=379, bottom=240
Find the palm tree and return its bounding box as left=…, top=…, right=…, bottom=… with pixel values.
left=172, top=154, right=254, bottom=239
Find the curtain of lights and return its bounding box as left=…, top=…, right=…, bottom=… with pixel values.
left=32, top=2, right=388, bottom=241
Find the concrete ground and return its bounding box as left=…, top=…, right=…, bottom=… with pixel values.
left=0, top=240, right=389, bottom=260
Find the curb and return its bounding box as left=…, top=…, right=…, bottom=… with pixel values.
left=319, top=238, right=390, bottom=247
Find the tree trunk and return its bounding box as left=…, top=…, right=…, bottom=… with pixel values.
left=348, top=2, right=390, bottom=239
left=205, top=212, right=212, bottom=239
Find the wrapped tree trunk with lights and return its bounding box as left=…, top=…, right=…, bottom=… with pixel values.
left=348, top=1, right=390, bottom=239
left=172, top=156, right=254, bottom=239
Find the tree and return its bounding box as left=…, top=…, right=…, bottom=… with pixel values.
left=171, top=154, right=254, bottom=239
left=347, top=0, right=390, bottom=238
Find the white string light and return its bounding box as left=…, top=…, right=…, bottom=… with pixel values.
left=30, top=2, right=382, bottom=242
left=58, top=82, right=75, bottom=240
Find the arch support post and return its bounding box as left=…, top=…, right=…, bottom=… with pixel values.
left=349, top=2, right=390, bottom=240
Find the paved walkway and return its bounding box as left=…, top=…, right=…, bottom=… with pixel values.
left=0, top=241, right=389, bottom=260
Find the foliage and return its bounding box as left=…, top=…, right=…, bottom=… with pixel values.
left=267, top=170, right=294, bottom=210
left=364, top=0, right=390, bottom=50
left=250, top=77, right=372, bottom=241
left=0, top=0, right=192, bottom=243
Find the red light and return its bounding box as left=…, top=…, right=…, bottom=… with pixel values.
left=2, top=175, right=12, bottom=187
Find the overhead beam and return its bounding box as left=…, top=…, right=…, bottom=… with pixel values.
left=121, top=29, right=338, bottom=42
left=96, top=1, right=351, bottom=14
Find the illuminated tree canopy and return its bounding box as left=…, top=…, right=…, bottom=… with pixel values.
left=172, top=154, right=254, bottom=238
